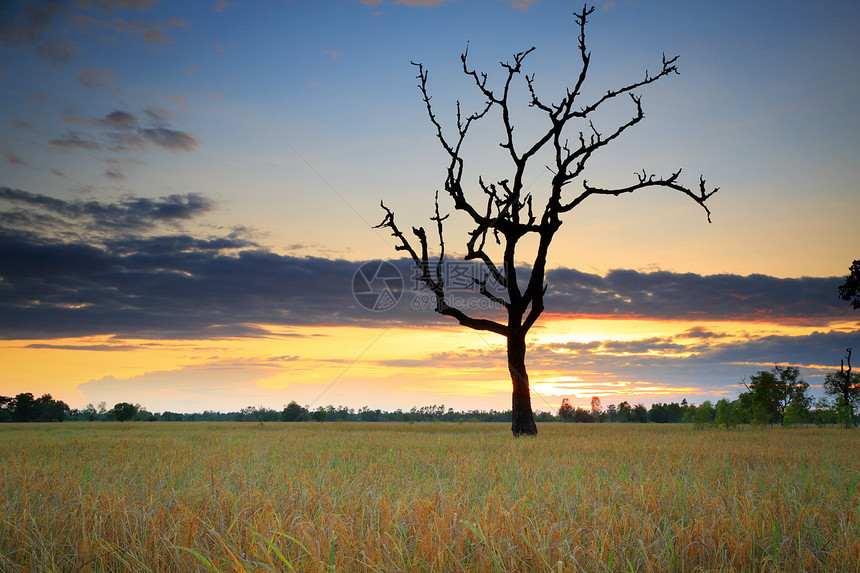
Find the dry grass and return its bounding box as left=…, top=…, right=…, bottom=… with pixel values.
left=0, top=422, right=858, bottom=572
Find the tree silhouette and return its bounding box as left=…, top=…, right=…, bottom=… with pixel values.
left=824, top=348, right=859, bottom=427
left=376, top=4, right=717, bottom=436
left=838, top=260, right=860, bottom=309
left=112, top=402, right=138, bottom=422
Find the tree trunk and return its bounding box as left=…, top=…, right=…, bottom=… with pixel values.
left=508, top=333, right=537, bottom=437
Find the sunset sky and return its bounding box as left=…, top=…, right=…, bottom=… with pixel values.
left=1, top=0, right=858, bottom=414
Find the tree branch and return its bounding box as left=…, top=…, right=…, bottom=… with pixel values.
left=374, top=201, right=510, bottom=337
left=562, top=169, right=719, bottom=222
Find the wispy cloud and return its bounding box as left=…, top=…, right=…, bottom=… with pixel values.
left=4, top=151, right=26, bottom=166
left=213, top=0, right=237, bottom=14
left=49, top=108, right=199, bottom=158
left=503, top=0, right=539, bottom=11
left=0, top=1, right=79, bottom=67
left=50, top=131, right=103, bottom=151
left=78, top=68, right=117, bottom=92
left=1, top=0, right=179, bottom=66
left=393, top=0, right=452, bottom=6
left=76, top=1, right=160, bottom=11
left=74, top=13, right=187, bottom=46
left=139, top=126, right=199, bottom=152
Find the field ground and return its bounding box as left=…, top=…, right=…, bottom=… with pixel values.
left=0, top=422, right=858, bottom=572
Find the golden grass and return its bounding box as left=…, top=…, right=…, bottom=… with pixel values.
left=0, top=422, right=858, bottom=572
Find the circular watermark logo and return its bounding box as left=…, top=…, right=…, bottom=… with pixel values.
left=352, top=260, right=404, bottom=312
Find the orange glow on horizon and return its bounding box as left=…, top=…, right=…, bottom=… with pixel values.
left=0, top=313, right=853, bottom=412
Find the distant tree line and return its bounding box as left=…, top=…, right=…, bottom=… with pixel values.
left=0, top=393, right=71, bottom=422
left=2, top=363, right=857, bottom=426
left=555, top=364, right=858, bottom=428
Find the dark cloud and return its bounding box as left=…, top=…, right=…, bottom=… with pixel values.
left=0, top=187, right=214, bottom=234
left=213, top=1, right=235, bottom=13
left=1, top=1, right=179, bottom=67
left=0, top=232, right=355, bottom=339
left=142, top=106, right=174, bottom=125
left=35, top=36, right=78, bottom=66
left=5, top=151, right=26, bottom=165
left=48, top=109, right=200, bottom=159
left=77, top=67, right=115, bottom=91
left=49, top=131, right=102, bottom=150
left=545, top=267, right=846, bottom=323
left=110, top=16, right=186, bottom=44
left=0, top=189, right=855, bottom=345
left=99, top=109, right=138, bottom=130
left=104, top=166, right=126, bottom=180
left=105, top=131, right=145, bottom=152
left=27, top=91, right=50, bottom=104
left=73, top=12, right=186, bottom=45
left=139, top=127, right=198, bottom=152
left=0, top=229, right=854, bottom=342
left=0, top=1, right=78, bottom=66
left=60, top=113, right=93, bottom=126
left=76, top=0, right=159, bottom=11
left=677, top=326, right=730, bottom=339
left=25, top=343, right=138, bottom=351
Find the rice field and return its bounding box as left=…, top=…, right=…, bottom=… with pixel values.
left=0, top=422, right=858, bottom=572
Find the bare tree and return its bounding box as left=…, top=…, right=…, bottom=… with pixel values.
left=824, top=348, right=859, bottom=427
left=375, top=4, right=717, bottom=436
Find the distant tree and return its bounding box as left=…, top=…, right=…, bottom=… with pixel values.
left=823, top=348, right=859, bottom=428
left=810, top=397, right=836, bottom=427
left=838, top=260, right=860, bottom=309
left=558, top=398, right=575, bottom=422
left=649, top=403, right=665, bottom=423
left=617, top=401, right=632, bottom=423
left=112, top=402, right=138, bottom=422
left=133, top=406, right=157, bottom=422
left=739, top=366, right=809, bottom=425
left=714, top=399, right=739, bottom=429
left=374, top=4, right=717, bottom=436
left=606, top=403, right=617, bottom=423
left=10, top=392, right=37, bottom=422
left=631, top=404, right=649, bottom=423
left=692, top=401, right=716, bottom=428
left=311, top=407, right=328, bottom=422
left=572, top=406, right=595, bottom=423
left=649, top=402, right=686, bottom=423
left=357, top=406, right=382, bottom=422
left=81, top=403, right=99, bottom=421
left=0, top=393, right=70, bottom=422
left=590, top=396, right=602, bottom=420
left=0, top=396, right=11, bottom=422
left=774, top=366, right=811, bottom=417
left=666, top=402, right=686, bottom=423
left=281, top=401, right=309, bottom=422
left=35, top=394, right=70, bottom=422
left=831, top=397, right=856, bottom=428
left=535, top=411, right=556, bottom=422
left=782, top=400, right=807, bottom=428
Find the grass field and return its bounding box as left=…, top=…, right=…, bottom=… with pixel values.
left=0, top=422, right=858, bottom=572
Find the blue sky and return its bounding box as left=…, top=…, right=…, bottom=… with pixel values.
left=0, top=0, right=858, bottom=413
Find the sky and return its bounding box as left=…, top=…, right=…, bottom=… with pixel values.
left=0, top=0, right=858, bottom=414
